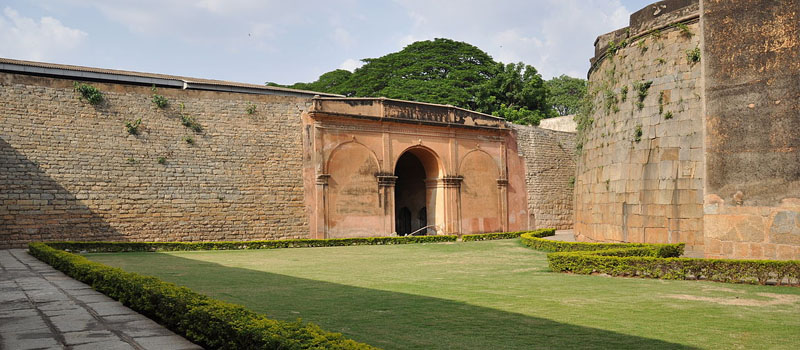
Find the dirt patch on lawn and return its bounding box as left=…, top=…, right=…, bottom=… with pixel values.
left=665, top=293, right=800, bottom=306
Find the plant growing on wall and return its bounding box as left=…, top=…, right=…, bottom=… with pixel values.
left=634, top=124, right=643, bottom=143
left=183, top=135, right=194, bottom=145
left=603, top=89, right=619, bottom=114
left=178, top=103, right=203, bottom=132
left=620, top=85, right=628, bottom=102
left=573, top=89, right=597, bottom=154
left=658, top=91, right=665, bottom=115
left=73, top=82, right=104, bottom=105
left=637, top=39, right=648, bottom=53
left=246, top=103, right=257, bottom=115
left=124, top=118, right=142, bottom=135
left=152, top=86, right=168, bottom=109
left=664, top=111, right=674, bottom=120
left=157, top=156, right=167, bottom=165
left=686, top=46, right=701, bottom=64
left=633, top=81, right=652, bottom=110
left=649, top=29, right=662, bottom=39
left=673, top=22, right=693, bottom=38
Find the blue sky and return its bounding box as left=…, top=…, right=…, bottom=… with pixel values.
left=1, top=1, right=654, bottom=85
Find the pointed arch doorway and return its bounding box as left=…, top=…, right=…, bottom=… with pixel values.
left=394, top=147, right=443, bottom=236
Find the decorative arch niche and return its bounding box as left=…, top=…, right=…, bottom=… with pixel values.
left=459, top=150, right=502, bottom=233
left=326, top=141, right=382, bottom=237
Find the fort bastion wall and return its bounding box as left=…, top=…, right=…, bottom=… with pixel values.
left=575, top=0, right=800, bottom=260
left=575, top=0, right=705, bottom=255
left=701, top=0, right=800, bottom=260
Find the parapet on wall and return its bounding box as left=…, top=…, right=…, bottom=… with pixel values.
left=0, top=67, right=314, bottom=248
left=575, top=0, right=800, bottom=259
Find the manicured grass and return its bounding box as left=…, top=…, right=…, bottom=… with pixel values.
left=87, top=240, right=800, bottom=350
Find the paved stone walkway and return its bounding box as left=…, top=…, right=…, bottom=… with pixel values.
left=550, top=229, right=576, bottom=242
left=0, top=249, right=202, bottom=350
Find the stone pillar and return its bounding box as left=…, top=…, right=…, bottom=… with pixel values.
left=377, top=173, right=398, bottom=236
left=497, top=178, right=509, bottom=232
left=314, top=174, right=330, bottom=239
left=442, top=176, right=463, bottom=235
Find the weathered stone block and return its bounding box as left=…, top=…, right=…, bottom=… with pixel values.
left=769, top=210, right=800, bottom=245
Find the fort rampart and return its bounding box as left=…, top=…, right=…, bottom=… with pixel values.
left=0, top=60, right=575, bottom=247
left=1, top=71, right=312, bottom=247
left=575, top=0, right=799, bottom=259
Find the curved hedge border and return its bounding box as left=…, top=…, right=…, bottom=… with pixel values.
left=29, top=242, right=376, bottom=350
left=520, top=232, right=800, bottom=286
left=519, top=230, right=683, bottom=256
left=47, top=235, right=457, bottom=253
left=462, top=229, right=554, bottom=242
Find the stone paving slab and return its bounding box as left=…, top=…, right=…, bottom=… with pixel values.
left=0, top=249, right=203, bottom=350
left=550, top=229, right=577, bottom=242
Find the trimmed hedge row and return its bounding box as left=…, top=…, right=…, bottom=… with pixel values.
left=519, top=231, right=683, bottom=256
left=547, top=250, right=800, bottom=286
left=29, top=242, right=377, bottom=349
left=47, top=235, right=457, bottom=253
left=461, top=229, right=555, bottom=242
left=519, top=232, right=800, bottom=286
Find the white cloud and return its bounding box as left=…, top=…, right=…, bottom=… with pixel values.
left=0, top=7, right=87, bottom=61
left=339, top=58, right=363, bottom=72
left=392, top=0, right=633, bottom=79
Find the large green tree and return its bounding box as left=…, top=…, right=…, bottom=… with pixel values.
left=275, top=69, right=352, bottom=94
left=274, top=38, right=558, bottom=125
left=544, top=75, right=587, bottom=116
left=475, top=62, right=554, bottom=125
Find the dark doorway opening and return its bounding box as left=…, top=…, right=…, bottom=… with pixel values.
left=395, top=152, right=427, bottom=235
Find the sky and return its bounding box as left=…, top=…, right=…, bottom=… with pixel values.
left=0, top=1, right=655, bottom=85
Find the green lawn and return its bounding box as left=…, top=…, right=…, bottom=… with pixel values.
left=87, top=240, right=800, bottom=350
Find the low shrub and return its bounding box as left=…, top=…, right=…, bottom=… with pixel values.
left=180, top=114, right=203, bottom=133
left=520, top=231, right=683, bottom=257
left=45, top=235, right=457, bottom=253
left=124, top=118, right=142, bottom=135
left=547, top=251, right=800, bottom=286
left=520, top=232, right=799, bottom=286
left=462, top=228, right=555, bottom=242
left=151, top=86, right=169, bottom=108
left=28, top=243, right=376, bottom=349
left=74, top=82, right=104, bottom=105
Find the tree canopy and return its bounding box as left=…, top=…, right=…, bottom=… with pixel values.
left=544, top=75, right=587, bottom=116
left=274, top=38, right=584, bottom=126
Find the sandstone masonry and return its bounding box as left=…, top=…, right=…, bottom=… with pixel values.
left=513, top=125, right=575, bottom=230
left=0, top=59, right=575, bottom=247
left=1, top=72, right=312, bottom=248
left=575, top=0, right=799, bottom=260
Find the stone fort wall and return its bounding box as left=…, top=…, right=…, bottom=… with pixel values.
left=1, top=72, right=311, bottom=248
left=575, top=0, right=800, bottom=259
left=575, top=0, right=704, bottom=255
left=702, top=0, right=800, bottom=260
left=1, top=66, right=576, bottom=247
left=513, top=125, right=575, bottom=230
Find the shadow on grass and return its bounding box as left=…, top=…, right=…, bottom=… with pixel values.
left=98, top=252, right=698, bottom=350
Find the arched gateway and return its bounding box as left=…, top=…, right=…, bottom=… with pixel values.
left=303, top=97, right=528, bottom=239
left=394, top=146, right=441, bottom=235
